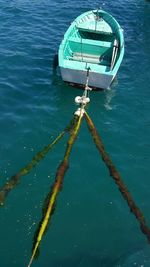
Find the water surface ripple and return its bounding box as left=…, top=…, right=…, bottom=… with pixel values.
left=0, top=1, right=150, bottom=267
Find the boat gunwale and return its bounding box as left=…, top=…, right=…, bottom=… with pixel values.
left=58, top=9, right=124, bottom=88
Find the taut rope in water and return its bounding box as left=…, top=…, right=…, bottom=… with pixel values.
left=0, top=117, right=75, bottom=206
left=27, top=112, right=83, bottom=267
left=84, top=110, right=150, bottom=243
left=1, top=70, right=150, bottom=267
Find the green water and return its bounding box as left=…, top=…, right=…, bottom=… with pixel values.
left=0, top=1, right=150, bottom=266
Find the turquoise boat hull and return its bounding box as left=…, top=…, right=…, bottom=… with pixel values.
left=58, top=9, right=124, bottom=89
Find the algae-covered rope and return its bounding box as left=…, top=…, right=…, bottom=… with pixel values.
left=84, top=111, right=150, bottom=243
left=27, top=112, right=83, bottom=267
left=0, top=117, right=76, bottom=207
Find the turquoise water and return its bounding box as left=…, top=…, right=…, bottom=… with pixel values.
left=0, top=1, right=150, bottom=266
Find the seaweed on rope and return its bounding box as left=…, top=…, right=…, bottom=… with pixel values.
left=1, top=94, right=150, bottom=267
left=84, top=110, right=150, bottom=243
left=27, top=113, right=83, bottom=267
left=0, top=116, right=76, bottom=206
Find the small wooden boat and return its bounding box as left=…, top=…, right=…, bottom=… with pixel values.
left=58, top=9, right=124, bottom=90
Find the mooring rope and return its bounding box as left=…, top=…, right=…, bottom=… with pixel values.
left=84, top=110, right=150, bottom=243
left=1, top=69, right=149, bottom=267
left=27, top=112, right=83, bottom=267
left=0, top=117, right=76, bottom=207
